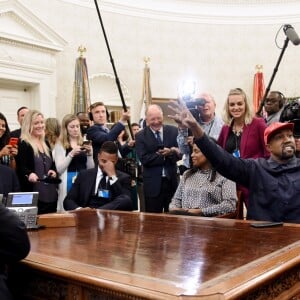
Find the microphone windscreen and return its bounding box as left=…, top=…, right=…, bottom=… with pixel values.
left=284, top=25, right=300, bottom=46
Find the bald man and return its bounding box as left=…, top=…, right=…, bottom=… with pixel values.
left=135, top=104, right=181, bottom=213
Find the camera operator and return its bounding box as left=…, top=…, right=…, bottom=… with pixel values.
left=177, top=93, right=224, bottom=170
left=294, top=122, right=300, bottom=158
left=279, top=98, right=300, bottom=157
left=264, top=91, right=285, bottom=125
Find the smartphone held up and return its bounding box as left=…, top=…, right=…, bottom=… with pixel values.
left=9, top=137, right=18, bottom=147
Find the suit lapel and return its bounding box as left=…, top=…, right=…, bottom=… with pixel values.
left=85, top=168, right=98, bottom=205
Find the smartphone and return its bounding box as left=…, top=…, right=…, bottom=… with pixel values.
left=9, top=137, right=18, bottom=147
left=250, top=222, right=283, bottom=228
left=82, top=140, right=91, bottom=146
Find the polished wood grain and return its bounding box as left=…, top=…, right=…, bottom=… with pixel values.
left=13, top=210, right=300, bottom=299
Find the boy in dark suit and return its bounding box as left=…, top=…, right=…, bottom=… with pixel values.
left=64, top=141, right=132, bottom=211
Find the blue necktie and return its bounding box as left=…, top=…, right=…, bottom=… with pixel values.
left=155, top=131, right=163, bottom=145
left=156, top=131, right=166, bottom=177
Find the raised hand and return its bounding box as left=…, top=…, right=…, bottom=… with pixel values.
left=168, top=100, right=198, bottom=129
left=168, top=99, right=204, bottom=139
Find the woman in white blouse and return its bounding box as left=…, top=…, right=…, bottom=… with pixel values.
left=54, top=114, right=94, bottom=212
left=169, top=140, right=237, bottom=216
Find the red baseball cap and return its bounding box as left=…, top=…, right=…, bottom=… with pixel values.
left=264, top=122, right=294, bottom=145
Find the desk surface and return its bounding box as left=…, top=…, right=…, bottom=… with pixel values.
left=25, top=210, right=300, bottom=299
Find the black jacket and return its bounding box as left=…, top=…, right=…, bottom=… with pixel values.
left=0, top=205, right=30, bottom=299
left=15, top=140, right=56, bottom=192
left=196, top=134, right=300, bottom=223
left=64, top=167, right=132, bottom=211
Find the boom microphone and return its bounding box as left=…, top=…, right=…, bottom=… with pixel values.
left=283, top=24, right=300, bottom=46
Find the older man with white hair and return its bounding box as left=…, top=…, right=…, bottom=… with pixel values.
left=177, top=92, right=224, bottom=170
left=135, top=104, right=181, bottom=213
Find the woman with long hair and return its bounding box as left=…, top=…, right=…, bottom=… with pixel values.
left=53, top=114, right=94, bottom=212
left=169, top=141, right=237, bottom=216
left=16, top=110, right=58, bottom=214
left=45, top=117, right=61, bottom=150
left=0, top=112, right=18, bottom=168
left=218, top=88, right=268, bottom=207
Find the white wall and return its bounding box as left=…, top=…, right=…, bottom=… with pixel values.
left=17, top=0, right=300, bottom=121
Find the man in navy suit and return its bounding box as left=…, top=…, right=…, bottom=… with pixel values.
left=86, top=102, right=130, bottom=163
left=135, top=104, right=181, bottom=213
left=10, top=106, right=29, bottom=138
left=64, top=141, right=132, bottom=211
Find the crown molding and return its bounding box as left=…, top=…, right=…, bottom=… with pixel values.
left=0, top=58, right=53, bottom=75
left=0, top=0, right=67, bottom=51
left=61, top=0, right=300, bottom=24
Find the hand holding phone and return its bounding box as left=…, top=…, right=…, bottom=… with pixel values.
left=9, top=137, right=18, bottom=147
left=82, top=140, right=91, bottom=146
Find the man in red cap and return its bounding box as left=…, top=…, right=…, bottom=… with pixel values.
left=169, top=100, right=300, bottom=223
left=263, top=122, right=295, bottom=161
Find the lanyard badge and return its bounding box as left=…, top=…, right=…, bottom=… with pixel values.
left=98, top=188, right=110, bottom=198
left=233, top=149, right=240, bottom=158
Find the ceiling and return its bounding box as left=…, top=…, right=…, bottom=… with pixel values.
left=62, top=0, right=300, bottom=24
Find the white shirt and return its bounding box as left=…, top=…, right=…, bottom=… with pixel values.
left=94, top=166, right=118, bottom=194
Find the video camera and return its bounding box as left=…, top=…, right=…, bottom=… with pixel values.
left=280, top=99, right=300, bottom=137
left=184, top=97, right=207, bottom=109
left=182, top=97, right=207, bottom=122
left=117, top=158, right=137, bottom=180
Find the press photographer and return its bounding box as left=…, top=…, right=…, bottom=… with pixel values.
left=279, top=98, right=300, bottom=157
left=184, top=97, right=207, bottom=122
left=177, top=92, right=224, bottom=171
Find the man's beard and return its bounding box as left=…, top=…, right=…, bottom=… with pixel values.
left=281, top=145, right=295, bottom=159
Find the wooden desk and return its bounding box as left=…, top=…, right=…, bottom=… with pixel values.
left=10, top=210, right=300, bottom=299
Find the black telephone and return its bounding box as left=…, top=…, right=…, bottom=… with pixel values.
left=6, top=192, right=39, bottom=229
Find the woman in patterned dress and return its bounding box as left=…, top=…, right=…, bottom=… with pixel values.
left=169, top=141, right=237, bottom=216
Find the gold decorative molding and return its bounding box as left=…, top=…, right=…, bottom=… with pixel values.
left=143, top=56, right=150, bottom=66
left=255, top=64, right=263, bottom=73
left=78, top=45, right=86, bottom=57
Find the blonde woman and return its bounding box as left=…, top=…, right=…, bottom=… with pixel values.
left=54, top=114, right=94, bottom=212
left=218, top=88, right=268, bottom=207
left=16, top=110, right=58, bottom=214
